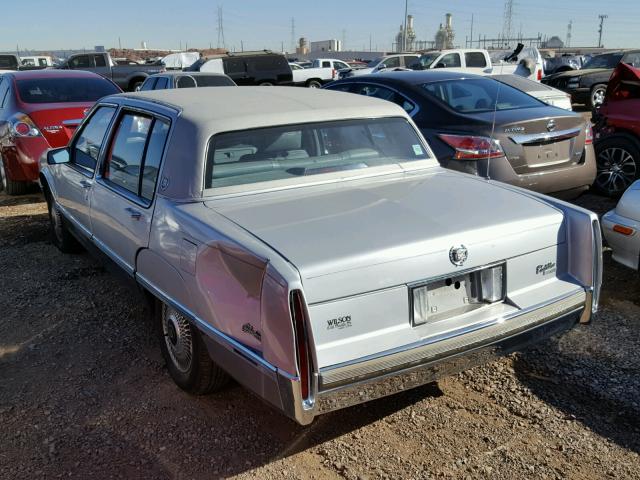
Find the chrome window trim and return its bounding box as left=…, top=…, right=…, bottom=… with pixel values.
left=336, top=80, right=421, bottom=118
left=509, top=127, right=582, bottom=145
left=319, top=287, right=587, bottom=389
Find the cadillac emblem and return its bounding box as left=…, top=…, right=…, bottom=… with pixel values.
left=546, top=119, right=556, bottom=132
left=449, top=245, right=468, bottom=266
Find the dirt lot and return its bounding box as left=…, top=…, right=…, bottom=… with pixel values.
left=0, top=190, right=639, bottom=480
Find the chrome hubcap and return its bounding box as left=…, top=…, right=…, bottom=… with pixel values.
left=162, top=306, right=193, bottom=373
left=596, top=146, right=637, bottom=194
left=593, top=89, right=606, bottom=106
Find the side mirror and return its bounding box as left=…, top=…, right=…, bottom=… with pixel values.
left=47, top=147, right=70, bottom=165
left=435, top=62, right=446, bottom=69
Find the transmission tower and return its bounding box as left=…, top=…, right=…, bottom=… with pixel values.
left=341, top=29, right=346, bottom=51
left=566, top=20, right=572, bottom=48
left=217, top=6, right=226, bottom=50
left=290, top=18, right=295, bottom=53
left=502, top=0, right=514, bottom=43
left=598, top=14, right=608, bottom=48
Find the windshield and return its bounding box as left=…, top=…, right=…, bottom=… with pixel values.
left=367, top=57, right=383, bottom=67
left=16, top=77, right=120, bottom=103
left=418, top=52, right=441, bottom=68
left=583, top=53, right=623, bottom=69
left=422, top=78, right=543, bottom=113
left=205, top=118, right=433, bottom=189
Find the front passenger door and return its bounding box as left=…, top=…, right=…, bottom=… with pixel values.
left=90, top=111, right=170, bottom=275
left=54, top=106, right=117, bottom=237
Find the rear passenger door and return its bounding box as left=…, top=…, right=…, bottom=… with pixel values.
left=90, top=109, right=170, bottom=275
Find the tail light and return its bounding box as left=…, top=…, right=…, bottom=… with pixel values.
left=9, top=113, right=41, bottom=137
left=438, top=134, right=504, bottom=160
left=332, top=68, right=336, bottom=79
left=537, top=69, right=543, bottom=81
left=290, top=290, right=311, bottom=400
left=585, top=122, right=593, bottom=145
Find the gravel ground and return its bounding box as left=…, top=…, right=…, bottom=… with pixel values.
left=0, top=190, right=639, bottom=480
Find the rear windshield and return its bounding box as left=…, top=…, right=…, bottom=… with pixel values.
left=0, top=56, right=19, bottom=69
left=205, top=118, right=432, bottom=189
left=492, top=74, right=553, bottom=92
left=16, top=77, right=120, bottom=104
left=195, top=75, right=235, bottom=87
left=422, top=78, right=542, bottom=113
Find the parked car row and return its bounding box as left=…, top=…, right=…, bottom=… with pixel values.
left=38, top=86, right=603, bottom=425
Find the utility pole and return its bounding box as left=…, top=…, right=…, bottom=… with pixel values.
left=290, top=18, right=295, bottom=54
left=470, top=13, right=474, bottom=49
left=118, top=37, right=122, bottom=49
left=341, top=29, right=346, bottom=51
left=566, top=20, right=572, bottom=48
left=597, top=14, right=608, bottom=48
left=217, top=6, right=226, bottom=50
left=402, top=0, right=408, bottom=51
left=502, top=0, right=514, bottom=45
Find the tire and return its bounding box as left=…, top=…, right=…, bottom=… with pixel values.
left=45, top=191, right=82, bottom=253
left=594, top=135, right=640, bottom=197
left=129, top=80, right=144, bottom=92
left=0, top=156, right=28, bottom=195
left=306, top=79, right=322, bottom=88
left=589, top=84, right=607, bottom=109
left=258, top=81, right=274, bottom=86
left=157, top=302, right=229, bottom=394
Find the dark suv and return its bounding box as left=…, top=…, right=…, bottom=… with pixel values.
left=186, top=51, right=292, bottom=86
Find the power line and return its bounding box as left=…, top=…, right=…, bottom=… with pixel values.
left=598, top=14, right=608, bottom=48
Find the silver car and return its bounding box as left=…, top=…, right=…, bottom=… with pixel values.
left=602, top=180, right=640, bottom=269
left=39, top=87, right=602, bottom=425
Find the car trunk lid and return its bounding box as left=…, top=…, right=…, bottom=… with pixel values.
left=205, top=169, right=565, bottom=304
left=25, top=103, right=91, bottom=147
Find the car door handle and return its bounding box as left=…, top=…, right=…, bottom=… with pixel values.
left=125, top=207, right=143, bottom=220
left=79, top=180, right=91, bottom=189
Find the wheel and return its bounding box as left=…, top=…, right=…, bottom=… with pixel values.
left=589, top=84, right=607, bottom=109
left=45, top=192, right=82, bottom=252
left=157, top=302, right=229, bottom=394
left=306, top=79, right=322, bottom=88
left=0, top=156, right=28, bottom=195
left=594, top=135, right=640, bottom=197
left=258, top=81, right=273, bottom=86
left=130, top=80, right=144, bottom=92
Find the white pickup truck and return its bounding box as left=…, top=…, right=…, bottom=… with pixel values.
left=409, top=47, right=544, bottom=81
left=290, top=58, right=351, bottom=88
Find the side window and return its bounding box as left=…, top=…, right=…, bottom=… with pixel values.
left=140, top=77, right=157, bottom=91
left=176, top=76, right=196, bottom=88
left=140, top=120, right=170, bottom=200
left=94, top=55, right=107, bottom=67
left=38, top=58, right=48, bottom=67
left=103, top=112, right=170, bottom=202
left=104, top=114, right=152, bottom=194
left=465, top=52, right=487, bottom=68
left=154, top=77, right=169, bottom=89
left=335, top=61, right=350, bottom=70
left=403, top=56, right=420, bottom=67
left=0, top=78, right=9, bottom=108
left=380, top=57, right=400, bottom=68
left=439, top=53, right=461, bottom=68
left=223, top=58, right=246, bottom=74
left=72, top=106, right=116, bottom=172
left=355, top=84, right=416, bottom=114
left=322, top=61, right=331, bottom=68
left=69, top=55, right=92, bottom=69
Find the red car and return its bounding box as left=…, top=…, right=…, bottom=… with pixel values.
left=593, top=62, right=640, bottom=196
left=0, top=70, right=121, bottom=194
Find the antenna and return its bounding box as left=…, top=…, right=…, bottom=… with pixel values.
left=217, top=6, right=226, bottom=50
left=502, top=0, right=514, bottom=46
left=566, top=20, right=572, bottom=48
left=597, top=14, right=608, bottom=48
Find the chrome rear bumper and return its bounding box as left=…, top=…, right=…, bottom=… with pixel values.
left=285, top=289, right=587, bottom=424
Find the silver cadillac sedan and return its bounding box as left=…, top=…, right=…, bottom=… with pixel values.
left=39, top=87, right=602, bottom=425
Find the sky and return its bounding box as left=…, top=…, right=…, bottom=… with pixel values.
left=2, top=0, right=638, bottom=53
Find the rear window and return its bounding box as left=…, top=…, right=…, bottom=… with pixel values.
left=422, top=78, right=543, bottom=113
left=195, top=75, right=235, bottom=87
left=250, top=55, right=288, bottom=72
left=0, top=56, right=18, bottom=69
left=205, top=118, right=432, bottom=189
left=16, top=77, right=120, bottom=104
